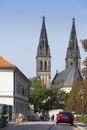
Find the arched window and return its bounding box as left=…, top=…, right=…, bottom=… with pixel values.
left=70, top=62, right=73, bottom=66
left=44, top=61, right=47, bottom=70
left=40, top=61, right=43, bottom=70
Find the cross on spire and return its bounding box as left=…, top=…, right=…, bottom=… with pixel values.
left=42, top=16, right=45, bottom=21
left=72, top=17, right=75, bottom=22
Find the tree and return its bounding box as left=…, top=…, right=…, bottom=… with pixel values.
left=65, top=80, right=87, bottom=114
left=81, top=39, right=87, bottom=52
left=47, top=87, right=69, bottom=110
left=66, top=39, right=87, bottom=114
left=29, top=77, right=69, bottom=113
left=29, top=77, right=47, bottom=112
left=81, top=39, right=87, bottom=79
left=81, top=57, right=87, bottom=80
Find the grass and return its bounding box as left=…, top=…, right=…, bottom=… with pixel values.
left=74, top=114, right=87, bottom=123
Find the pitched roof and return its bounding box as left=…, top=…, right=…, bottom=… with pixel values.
left=0, top=57, right=29, bottom=82
left=51, top=65, right=83, bottom=88
left=0, top=57, right=15, bottom=67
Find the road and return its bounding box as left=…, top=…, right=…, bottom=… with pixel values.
left=2, top=121, right=77, bottom=130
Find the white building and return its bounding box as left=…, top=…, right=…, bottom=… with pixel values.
left=0, top=57, right=30, bottom=120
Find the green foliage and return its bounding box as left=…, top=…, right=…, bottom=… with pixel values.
left=29, top=77, right=69, bottom=113
left=29, top=77, right=46, bottom=112
left=74, top=114, right=87, bottom=123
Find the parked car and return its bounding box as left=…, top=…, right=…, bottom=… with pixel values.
left=56, top=111, right=74, bottom=125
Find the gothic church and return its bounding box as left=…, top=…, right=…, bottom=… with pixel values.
left=36, top=17, right=82, bottom=91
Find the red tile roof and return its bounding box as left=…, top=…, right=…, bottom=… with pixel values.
left=0, top=57, right=15, bottom=67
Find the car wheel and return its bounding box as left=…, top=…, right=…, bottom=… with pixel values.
left=71, top=122, right=73, bottom=125
left=56, top=122, right=59, bottom=125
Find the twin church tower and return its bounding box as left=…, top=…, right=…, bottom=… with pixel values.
left=36, top=17, right=51, bottom=88
left=36, top=17, right=82, bottom=89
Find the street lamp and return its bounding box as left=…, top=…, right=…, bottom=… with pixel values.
left=81, top=89, right=85, bottom=121
left=78, top=89, right=85, bottom=121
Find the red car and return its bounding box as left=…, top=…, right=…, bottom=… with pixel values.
left=56, top=111, right=74, bottom=125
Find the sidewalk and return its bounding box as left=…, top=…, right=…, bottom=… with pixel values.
left=75, top=123, right=87, bottom=130
left=8, top=120, right=18, bottom=125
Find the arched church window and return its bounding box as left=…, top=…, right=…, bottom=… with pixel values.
left=70, top=62, right=73, bottom=66
left=40, top=61, right=43, bottom=70
left=70, top=47, right=71, bottom=51
left=44, top=61, right=47, bottom=70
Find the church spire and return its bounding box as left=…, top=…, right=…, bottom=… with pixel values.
left=37, top=16, right=50, bottom=57
left=66, top=18, right=81, bottom=69
left=70, top=17, right=76, bottom=41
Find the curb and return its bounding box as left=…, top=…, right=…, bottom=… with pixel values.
left=75, top=123, right=87, bottom=130
left=9, top=121, right=18, bottom=125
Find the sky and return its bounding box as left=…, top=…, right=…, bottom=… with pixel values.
left=0, top=0, right=87, bottom=80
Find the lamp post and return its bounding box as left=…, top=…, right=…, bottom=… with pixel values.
left=76, top=96, right=79, bottom=121
left=81, top=89, right=85, bottom=121
left=79, top=89, right=85, bottom=121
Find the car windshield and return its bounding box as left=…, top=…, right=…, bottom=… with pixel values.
left=60, top=112, right=72, bottom=115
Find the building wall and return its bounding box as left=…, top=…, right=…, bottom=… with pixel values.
left=14, top=72, right=29, bottom=101
left=0, top=69, right=14, bottom=105
left=0, top=68, right=29, bottom=120
left=13, top=70, right=29, bottom=120
left=60, top=87, right=72, bottom=93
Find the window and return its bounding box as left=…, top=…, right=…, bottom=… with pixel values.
left=22, top=88, right=24, bottom=96
left=44, top=61, right=47, bottom=70
left=40, top=61, right=43, bottom=70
